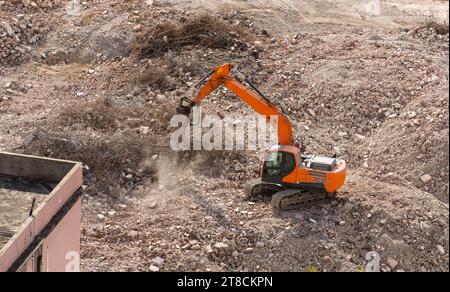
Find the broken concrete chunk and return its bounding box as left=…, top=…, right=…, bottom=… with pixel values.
left=2, top=22, right=16, bottom=40
left=437, top=245, right=445, bottom=255
left=338, top=131, right=348, bottom=138
left=152, top=256, right=164, bottom=266
left=419, top=174, right=432, bottom=184
left=306, top=108, right=316, bottom=118
left=214, top=242, right=229, bottom=249
left=386, top=258, right=399, bottom=269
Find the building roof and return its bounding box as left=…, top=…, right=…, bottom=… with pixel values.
left=0, top=175, right=54, bottom=250
left=0, top=152, right=83, bottom=271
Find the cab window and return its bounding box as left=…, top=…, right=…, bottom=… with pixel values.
left=283, top=153, right=295, bottom=173
left=263, top=151, right=296, bottom=177
left=265, top=151, right=283, bottom=176
left=296, top=152, right=303, bottom=167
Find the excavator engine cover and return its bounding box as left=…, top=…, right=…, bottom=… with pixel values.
left=309, top=156, right=337, bottom=171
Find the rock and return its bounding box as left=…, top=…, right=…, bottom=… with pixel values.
left=86, top=69, right=95, bottom=74
left=255, top=241, right=265, bottom=248
left=309, top=218, right=317, bottom=224
left=294, top=214, right=303, bottom=220
left=152, top=256, right=164, bottom=266
left=214, top=242, right=229, bottom=249
left=22, top=133, right=35, bottom=146
left=368, top=34, right=383, bottom=41
left=139, top=126, right=150, bottom=135
left=340, top=261, right=358, bottom=272
left=107, top=210, right=116, bottom=217
left=437, top=245, right=445, bottom=255
left=149, top=202, right=158, bottom=209
left=97, top=214, right=105, bottom=220
left=2, top=22, right=13, bottom=37
left=149, top=265, right=159, bottom=272
left=386, top=258, right=399, bottom=269
left=338, top=131, right=348, bottom=138
left=128, top=231, right=139, bottom=238
left=117, top=204, right=127, bottom=210
left=156, top=94, right=166, bottom=103
left=419, top=174, right=432, bottom=184
left=306, top=109, right=316, bottom=118
left=342, top=202, right=354, bottom=211
left=133, top=24, right=143, bottom=31
left=3, top=86, right=14, bottom=95
left=205, top=245, right=214, bottom=253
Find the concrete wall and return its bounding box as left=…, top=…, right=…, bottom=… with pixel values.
left=0, top=152, right=77, bottom=182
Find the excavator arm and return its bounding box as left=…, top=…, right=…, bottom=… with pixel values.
left=177, top=64, right=294, bottom=145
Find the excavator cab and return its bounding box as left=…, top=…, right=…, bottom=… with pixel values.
left=262, top=148, right=297, bottom=183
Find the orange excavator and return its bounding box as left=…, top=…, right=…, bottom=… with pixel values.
left=177, top=64, right=347, bottom=210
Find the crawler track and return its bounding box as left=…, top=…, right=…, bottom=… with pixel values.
left=244, top=178, right=331, bottom=211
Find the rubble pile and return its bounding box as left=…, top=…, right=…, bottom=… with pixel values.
left=0, top=0, right=63, bottom=11
left=0, top=16, right=53, bottom=66
left=0, top=0, right=64, bottom=65
left=0, top=0, right=448, bottom=272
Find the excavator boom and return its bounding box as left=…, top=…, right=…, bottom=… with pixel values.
left=177, top=64, right=294, bottom=145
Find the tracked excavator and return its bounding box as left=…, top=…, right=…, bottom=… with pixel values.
left=176, top=64, right=347, bottom=210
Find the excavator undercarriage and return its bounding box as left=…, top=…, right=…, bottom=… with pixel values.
left=244, top=178, right=335, bottom=211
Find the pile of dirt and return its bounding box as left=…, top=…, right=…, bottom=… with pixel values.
left=358, top=81, right=449, bottom=203
left=0, top=0, right=64, bottom=66
left=0, top=16, right=48, bottom=65
left=0, top=0, right=64, bottom=12
left=129, top=15, right=250, bottom=59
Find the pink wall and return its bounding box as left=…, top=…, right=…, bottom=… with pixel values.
left=42, top=199, right=81, bottom=272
